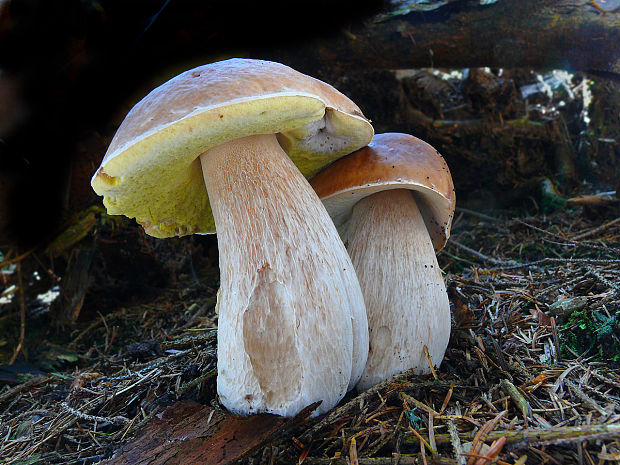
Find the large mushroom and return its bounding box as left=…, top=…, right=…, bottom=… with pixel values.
left=311, top=133, right=455, bottom=391
left=91, top=58, right=372, bottom=416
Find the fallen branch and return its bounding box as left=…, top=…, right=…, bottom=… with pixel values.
left=259, top=0, right=620, bottom=77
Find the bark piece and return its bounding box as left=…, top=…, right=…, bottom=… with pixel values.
left=105, top=401, right=310, bottom=465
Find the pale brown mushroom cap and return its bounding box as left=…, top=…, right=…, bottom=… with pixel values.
left=91, top=58, right=373, bottom=238
left=311, top=133, right=455, bottom=251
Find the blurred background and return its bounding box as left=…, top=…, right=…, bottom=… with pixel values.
left=1, top=0, right=619, bottom=355
left=1, top=0, right=618, bottom=248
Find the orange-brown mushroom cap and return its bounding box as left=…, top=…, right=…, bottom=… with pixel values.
left=311, top=133, right=455, bottom=251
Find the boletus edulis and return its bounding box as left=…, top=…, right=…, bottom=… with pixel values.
left=91, top=58, right=372, bottom=416
left=311, top=133, right=455, bottom=390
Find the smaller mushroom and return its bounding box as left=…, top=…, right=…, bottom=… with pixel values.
left=311, top=133, right=455, bottom=390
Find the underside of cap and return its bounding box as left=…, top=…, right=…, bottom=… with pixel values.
left=310, top=133, right=455, bottom=251
left=91, top=59, right=373, bottom=238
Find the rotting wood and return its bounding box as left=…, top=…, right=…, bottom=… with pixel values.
left=51, top=241, right=95, bottom=327
left=259, top=0, right=620, bottom=78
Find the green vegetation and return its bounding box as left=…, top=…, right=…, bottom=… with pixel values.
left=561, top=308, right=620, bottom=362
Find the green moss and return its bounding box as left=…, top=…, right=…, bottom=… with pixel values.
left=561, top=309, right=620, bottom=362
left=539, top=178, right=566, bottom=213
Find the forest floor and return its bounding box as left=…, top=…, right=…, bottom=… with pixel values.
left=0, top=201, right=619, bottom=465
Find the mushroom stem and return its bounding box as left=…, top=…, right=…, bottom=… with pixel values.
left=343, top=189, right=450, bottom=391
left=199, top=133, right=368, bottom=416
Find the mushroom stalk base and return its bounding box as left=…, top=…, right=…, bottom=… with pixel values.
left=199, top=134, right=368, bottom=417
left=344, top=189, right=451, bottom=391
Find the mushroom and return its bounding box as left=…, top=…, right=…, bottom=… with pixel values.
left=310, top=133, right=455, bottom=391
left=91, top=58, right=372, bottom=416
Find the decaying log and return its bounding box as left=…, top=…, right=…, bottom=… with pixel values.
left=260, top=0, right=620, bottom=78
left=51, top=242, right=95, bottom=327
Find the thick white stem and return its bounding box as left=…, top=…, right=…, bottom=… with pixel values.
left=344, top=189, right=451, bottom=391
left=199, top=134, right=368, bottom=416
